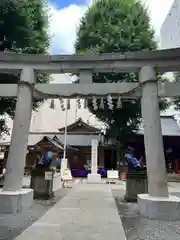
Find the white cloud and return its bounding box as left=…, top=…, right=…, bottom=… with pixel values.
left=86, top=0, right=93, bottom=4
left=49, top=4, right=86, bottom=53
left=50, top=0, right=174, bottom=53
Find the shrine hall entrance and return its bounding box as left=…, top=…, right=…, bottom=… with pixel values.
left=104, top=148, right=117, bottom=170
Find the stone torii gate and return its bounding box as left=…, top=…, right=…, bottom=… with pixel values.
left=0, top=48, right=180, bottom=219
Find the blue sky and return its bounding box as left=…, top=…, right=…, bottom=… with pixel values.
left=50, top=0, right=87, bottom=9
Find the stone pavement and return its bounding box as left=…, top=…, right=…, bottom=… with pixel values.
left=0, top=188, right=69, bottom=240
left=113, top=182, right=180, bottom=240
left=15, top=184, right=126, bottom=240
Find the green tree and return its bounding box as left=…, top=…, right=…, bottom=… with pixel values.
left=173, top=72, right=180, bottom=110
left=0, top=0, right=50, bottom=133
left=75, top=0, right=168, bottom=144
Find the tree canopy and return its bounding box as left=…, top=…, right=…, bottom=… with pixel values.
left=75, top=0, right=168, bottom=142
left=0, top=0, right=50, bottom=133
left=173, top=72, right=180, bottom=110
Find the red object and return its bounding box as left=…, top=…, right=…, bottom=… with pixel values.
left=175, top=159, right=179, bottom=173
left=140, top=157, right=146, bottom=168
left=121, top=173, right=127, bottom=181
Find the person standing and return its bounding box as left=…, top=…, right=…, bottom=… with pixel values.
left=124, top=147, right=141, bottom=170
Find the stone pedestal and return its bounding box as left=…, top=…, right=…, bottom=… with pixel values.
left=52, top=172, right=62, bottom=191
left=30, top=169, right=54, bottom=199
left=124, top=170, right=148, bottom=202
left=138, top=194, right=180, bottom=221
left=0, top=188, right=33, bottom=214
left=87, top=173, right=101, bottom=183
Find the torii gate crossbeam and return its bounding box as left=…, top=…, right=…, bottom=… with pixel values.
left=0, top=82, right=180, bottom=98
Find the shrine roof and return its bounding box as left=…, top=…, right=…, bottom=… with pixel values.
left=137, top=116, right=180, bottom=136
left=27, top=134, right=78, bottom=151
left=58, top=117, right=101, bottom=133
left=52, top=135, right=79, bottom=151
left=0, top=131, right=100, bottom=148
left=45, top=136, right=64, bottom=150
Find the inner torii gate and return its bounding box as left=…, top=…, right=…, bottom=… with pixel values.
left=0, top=48, right=180, bottom=219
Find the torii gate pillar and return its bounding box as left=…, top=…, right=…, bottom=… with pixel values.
left=0, top=67, right=34, bottom=214
left=138, top=66, right=180, bottom=220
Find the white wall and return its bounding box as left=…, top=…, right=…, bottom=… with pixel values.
left=160, top=0, right=180, bottom=49
left=0, top=73, right=105, bottom=143
left=30, top=73, right=105, bottom=132
left=160, top=0, right=180, bottom=81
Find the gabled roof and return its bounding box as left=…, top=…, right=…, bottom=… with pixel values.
left=31, top=136, right=78, bottom=151
left=32, top=136, right=63, bottom=150
left=137, top=116, right=180, bottom=136
left=52, top=135, right=79, bottom=151
left=58, top=117, right=101, bottom=133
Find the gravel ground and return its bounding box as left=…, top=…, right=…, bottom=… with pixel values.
left=112, top=189, right=180, bottom=240
left=0, top=188, right=70, bottom=240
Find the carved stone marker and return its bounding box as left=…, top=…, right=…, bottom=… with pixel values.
left=30, top=169, right=54, bottom=199
left=124, top=169, right=148, bottom=202
left=87, top=139, right=101, bottom=183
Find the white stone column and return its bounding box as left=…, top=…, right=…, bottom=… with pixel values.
left=139, top=65, right=168, bottom=198
left=3, top=67, right=35, bottom=191
left=87, top=139, right=101, bottom=183
left=91, top=139, right=98, bottom=174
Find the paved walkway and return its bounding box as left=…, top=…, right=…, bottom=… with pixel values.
left=15, top=184, right=126, bottom=240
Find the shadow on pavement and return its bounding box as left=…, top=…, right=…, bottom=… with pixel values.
left=112, top=188, right=180, bottom=240
left=0, top=188, right=70, bottom=240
